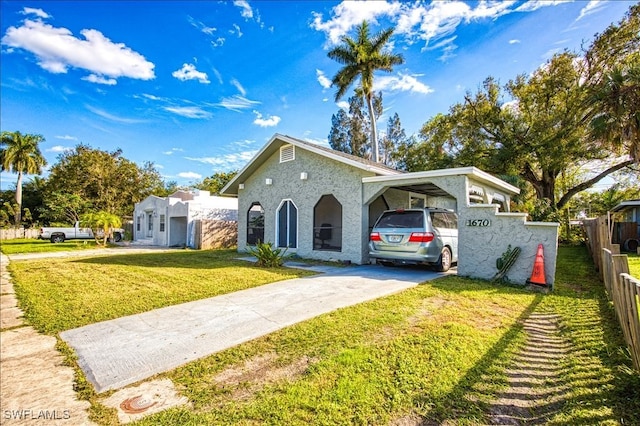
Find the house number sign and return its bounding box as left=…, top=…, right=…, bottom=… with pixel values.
left=465, top=219, right=491, bottom=227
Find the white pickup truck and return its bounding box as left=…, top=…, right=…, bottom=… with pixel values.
left=39, top=222, right=124, bottom=243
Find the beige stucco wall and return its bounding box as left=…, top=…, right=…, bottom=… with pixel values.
left=237, top=145, right=377, bottom=263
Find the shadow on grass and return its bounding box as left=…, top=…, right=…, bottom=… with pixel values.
left=411, top=246, right=640, bottom=425
left=411, top=283, right=546, bottom=424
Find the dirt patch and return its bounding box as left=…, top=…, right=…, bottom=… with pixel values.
left=406, top=297, right=452, bottom=328
left=213, top=352, right=315, bottom=402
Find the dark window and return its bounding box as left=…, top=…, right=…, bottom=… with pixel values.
left=277, top=200, right=297, bottom=248
left=376, top=211, right=424, bottom=229
left=247, top=203, right=264, bottom=245
left=159, top=214, right=166, bottom=232
left=430, top=212, right=449, bottom=229
left=313, top=194, right=342, bottom=251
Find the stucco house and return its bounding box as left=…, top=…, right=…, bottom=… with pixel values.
left=133, top=190, right=238, bottom=248
left=222, top=134, right=560, bottom=286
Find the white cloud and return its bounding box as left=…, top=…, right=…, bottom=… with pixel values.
left=253, top=111, right=281, bottom=127
left=316, top=69, right=332, bottom=89
left=178, top=171, right=202, bottom=179
left=230, top=23, right=243, bottom=38
left=162, top=148, right=184, bottom=155
left=86, top=105, right=146, bottom=123
left=230, top=78, right=247, bottom=96
left=54, top=135, right=77, bottom=141
left=337, top=100, right=349, bottom=109
left=164, top=106, right=211, bottom=119
left=2, top=19, right=155, bottom=82
left=509, top=39, right=521, bottom=44
left=234, top=0, right=253, bottom=19
left=312, top=0, right=534, bottom=56
left=311, top=1, right=402, bottom=45
left=515, top=0, right=570, bottom=13
left=172, top=63, right=210, bottom=84
left=212, top=68, right=223, bottom=84
left=46, top=145, right=72, bottom=153
left=82, top=74, right=117, bottom=85
left=373, top=73, right=433, bottom=94
left=212, top=37, right=226, bottom=47
left=216, top=95, right=260, bottom=111
left=21, top=7, right=50, bottom=19
left=186, top=151, right=257, bottom=169
left=187, top=16, right=217, bottom=35
left=576, top=1, right=604, bottom=21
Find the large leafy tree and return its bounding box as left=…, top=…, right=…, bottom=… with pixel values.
left=195, top=171, right=238, bottom=195
left=400, top=4, right=639, bottom=211
left=0, top=131, right=47, bottom=226
left=328, top=21, right=404, bottom=163
left=45, top=145, right=164, bottom=219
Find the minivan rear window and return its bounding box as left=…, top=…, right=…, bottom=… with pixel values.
left=376, top=211, right=424, bottom=228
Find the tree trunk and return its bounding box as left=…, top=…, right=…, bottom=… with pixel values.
left=14, top=171, right=23, bottom=228
left=365, top=92, right=379, bottom=163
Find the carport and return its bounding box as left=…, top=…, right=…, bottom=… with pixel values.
left=362, top=167, right=559, bottom=286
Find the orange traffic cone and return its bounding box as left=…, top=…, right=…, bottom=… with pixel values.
left=527, top=244, right=547, bottom=286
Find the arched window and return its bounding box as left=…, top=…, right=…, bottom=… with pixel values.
left=313, top=195, right=342, bottom=252
left=247, top=203, right=264, bottom=245
left=277, top=200, right=297, bottom=248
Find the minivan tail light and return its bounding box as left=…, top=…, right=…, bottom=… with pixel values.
left=370, top=232, right=382, bottom=242
left=409, top=232, right=434, bottom=243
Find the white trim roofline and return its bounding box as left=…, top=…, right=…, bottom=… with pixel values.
left=362, top=166, right=520, bottom=194
left=611, top=199, right=640, bottom=212
left=221, top=133, right=401, bottom=195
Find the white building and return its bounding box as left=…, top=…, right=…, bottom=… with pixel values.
left=133, top=190, right=238, bottom=248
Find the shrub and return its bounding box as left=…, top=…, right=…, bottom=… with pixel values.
left=246, top=241, right=289, bottom=267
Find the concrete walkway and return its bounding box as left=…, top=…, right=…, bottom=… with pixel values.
left=1, top=253, right=94, bottom=425
left=61, top=263, right=447, bottom=393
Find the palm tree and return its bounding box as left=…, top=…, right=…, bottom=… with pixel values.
left=590, top=63, right=640, bottom=162
left=81, top=211, right=122, bottom=245
left=0, top=131, right=47, bottom=227
left=328, top=21, right=404, bottom=163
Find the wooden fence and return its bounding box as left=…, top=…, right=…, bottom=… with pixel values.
left=585, top=216, right=640, bottom=370
left=0, top=228, right=40, bottom=240
left=602, top=248, right=640, bottom=370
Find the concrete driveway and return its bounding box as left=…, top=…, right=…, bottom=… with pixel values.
left=60, top=262, right=451, bottom=393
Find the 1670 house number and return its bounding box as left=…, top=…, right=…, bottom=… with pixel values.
left=465, top=219, right=491, bottom=227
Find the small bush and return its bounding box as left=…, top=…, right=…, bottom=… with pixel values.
left=246, top=241, right=289, bottom=267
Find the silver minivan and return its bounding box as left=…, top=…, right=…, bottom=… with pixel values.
left=369, top=208, right=458, bottom=271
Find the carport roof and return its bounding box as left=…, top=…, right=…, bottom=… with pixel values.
left=362, top=167, right=521, bottom=195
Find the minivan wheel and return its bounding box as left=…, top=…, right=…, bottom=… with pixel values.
left=435, top=247, right=451, bottom=272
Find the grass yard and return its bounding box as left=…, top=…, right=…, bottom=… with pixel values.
left=627, top=252, right=639, bottom=278
left=7, top=246, right=640, bottom=425
left=8, top=250, right=315, bottom=333
left=0, top=238, right=109, bottom=254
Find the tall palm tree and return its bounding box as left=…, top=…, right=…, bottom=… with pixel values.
left=328, top=21, right=404, bottom=163
left=0, top=131, right=47, bottom=226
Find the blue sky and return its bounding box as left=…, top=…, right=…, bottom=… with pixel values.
left=0, top=0, right=634, bottom=190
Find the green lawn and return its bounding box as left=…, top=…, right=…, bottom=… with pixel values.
left=8, top=250, right=315, bottom=333
left=0, top=238, right=108, bottom=254
left=627, top=252, right=639, bottom=278
left=6, top=246, right=640, bottom=425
